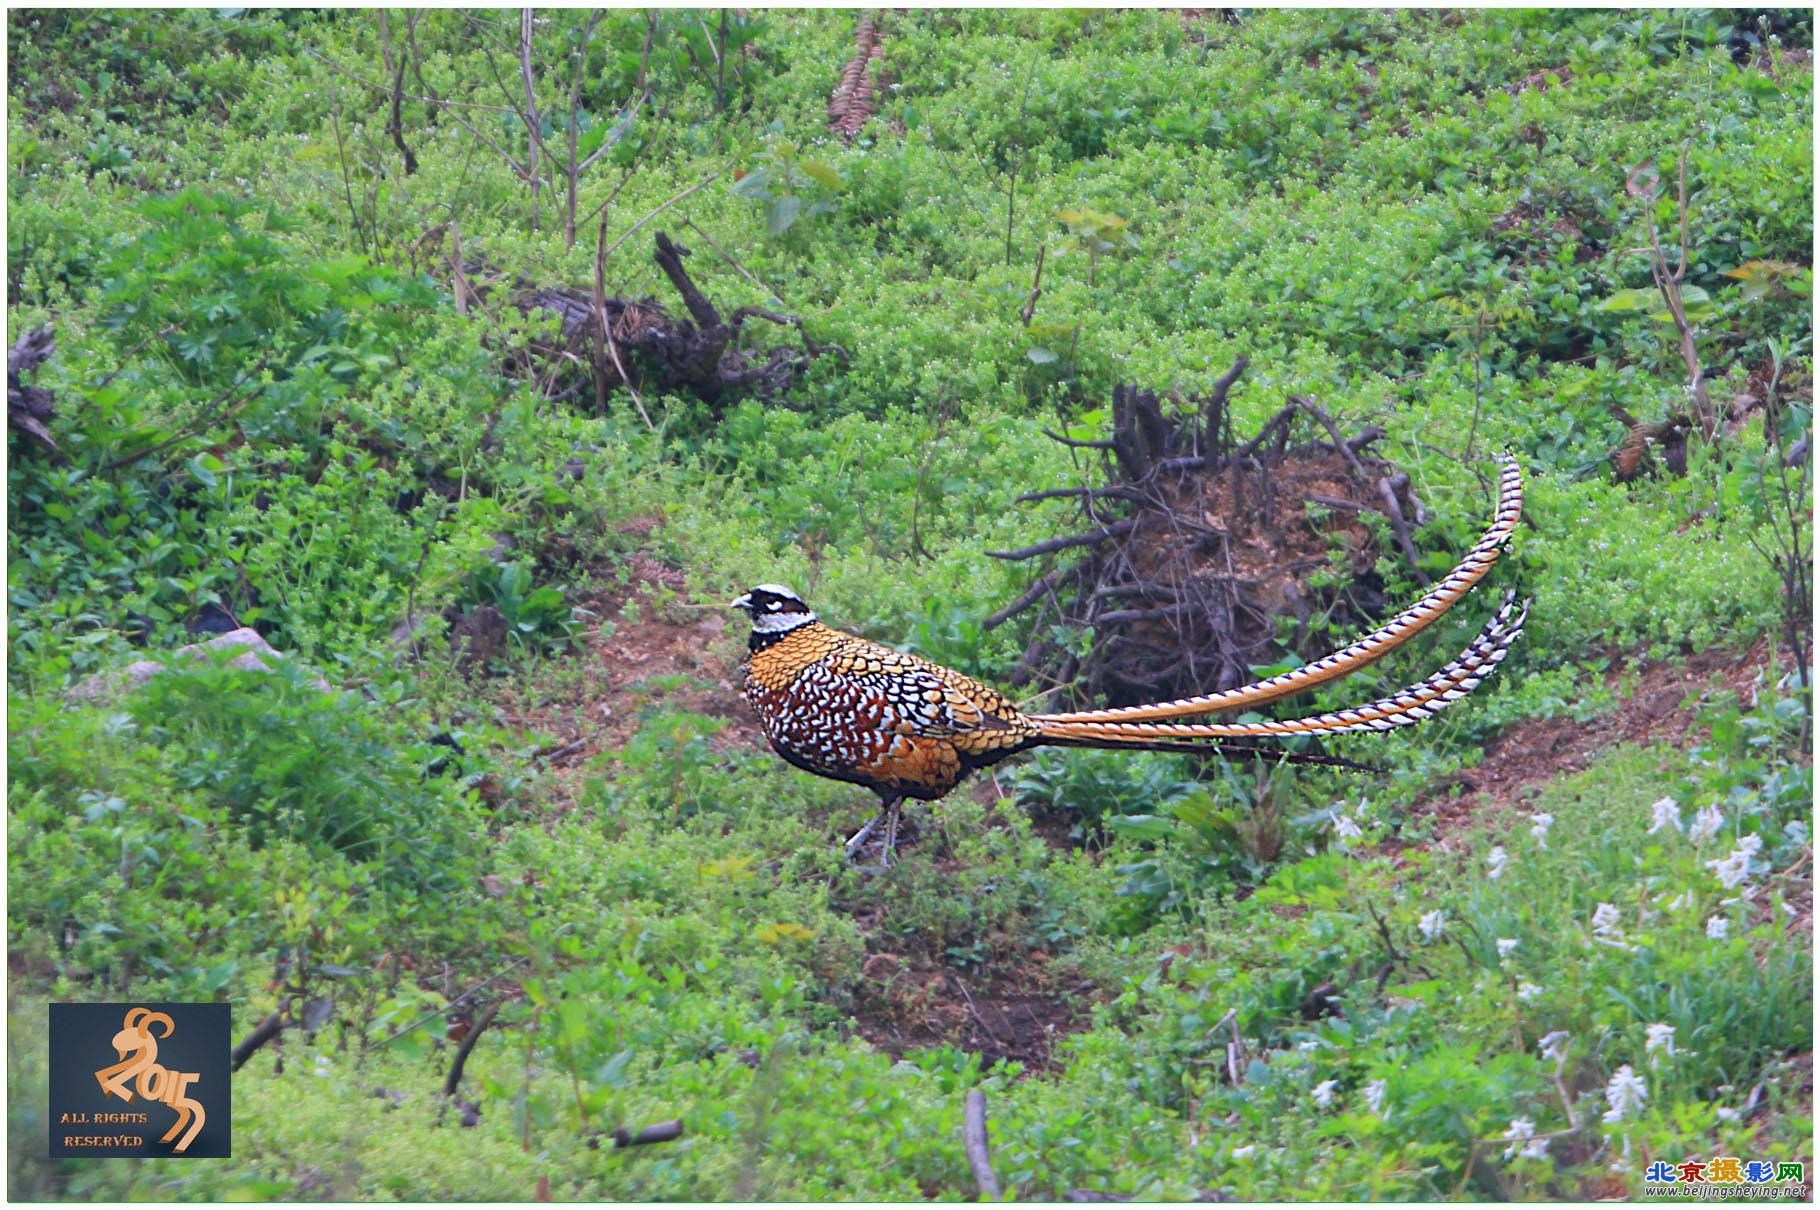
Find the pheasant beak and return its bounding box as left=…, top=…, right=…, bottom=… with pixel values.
left=729, top=592, right=753, bottom=613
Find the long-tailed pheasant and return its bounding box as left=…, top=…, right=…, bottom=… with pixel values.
left=733, top=457, right=1525, bottom=865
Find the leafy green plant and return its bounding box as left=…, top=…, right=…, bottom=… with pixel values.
left=731, top=141, right=846, bottom=237
left=466, top=561, right=578, bottom=657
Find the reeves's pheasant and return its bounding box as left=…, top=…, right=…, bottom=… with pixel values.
left=734, top=458, right=1526, bottom=865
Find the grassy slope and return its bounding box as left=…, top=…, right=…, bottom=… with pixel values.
left=6, top=8, right=1812, bottom=1200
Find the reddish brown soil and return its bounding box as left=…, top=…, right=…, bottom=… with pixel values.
left=1411, top=641, right=1782, bottom=844
left=492, top=550, right=761, bottom=810
left=841, top=913, right=1094, bottom=1074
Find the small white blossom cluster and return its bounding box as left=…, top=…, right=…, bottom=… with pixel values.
left=1418, top=910, right=1446, bottom=943
left=1644, top=1023, right=1677, bottom=1066
left=1706, top=834, right=1763, bottom=891
left=1538, top=1030, right=1572, bottom=1065
left=1706, top=915, right=1730, bottom=940
left=1602, top=1064, right=1648, bottom=1123
left=1486, top=845, right=1510, bottom=880
left=1363, top=1078, right=1389, bottom=1120
left=1647, top=796, right=1682, bottom=835
left=1688, top=804, right=1726, bottom=844
left=1529, top=813, right=1554, bottom=848
left=1496, top=938, right=1519, bottom=960
left=1311, top=1079, right=1338, bottom=1108
left=1501, top=1116, right=1550, bottom=1161
left=1332, top=812, right=1363, bottom=842
left=1590, top=901, right=1633, bottom=949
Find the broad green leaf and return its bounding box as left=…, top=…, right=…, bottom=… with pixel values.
left=1595, top=287, right=1658, bottom=313
left=730, top=167, right=773, bottom=198
left=767, top=195, right=801, bottom=237
left=798, top=159, right=845, bottom=191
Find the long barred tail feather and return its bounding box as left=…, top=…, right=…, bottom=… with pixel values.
left=1029, top=455, right=1524, bottom=725
left=1035, top=593, right=1527, bottom=744
left=1037, top=734, right=1383, bottom=773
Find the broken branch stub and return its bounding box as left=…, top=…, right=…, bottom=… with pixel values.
left=993, top=368, right=1433, bottom=712
left=448, top=229, right=839, bottom=412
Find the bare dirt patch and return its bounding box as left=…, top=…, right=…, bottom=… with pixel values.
left=491, top=553, right=761, bottom=811
left=839, top=892, right=1095, bottom=1074
left=1412, top=641, right=1780, bottom=843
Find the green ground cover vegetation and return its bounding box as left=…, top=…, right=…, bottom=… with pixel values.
left=7, top=8, right=1812, bottom=1200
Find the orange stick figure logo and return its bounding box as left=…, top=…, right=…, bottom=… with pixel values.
left=93, top=1007, right=206, bottom=1153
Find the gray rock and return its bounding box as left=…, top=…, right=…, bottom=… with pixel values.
left=66, top=627, right=332, bottom=704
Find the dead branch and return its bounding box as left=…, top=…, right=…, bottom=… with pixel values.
left=613, top=1119, right=684, bottom=1148
left=595, top=207, right=653, bottom=428
left=231, top=1010, right=287, bottom=1072
left=983, top=566, right=1074, bottom=630
left=1375, top=473, right=1430, bottom=587
left=1289, top=394, right=1369, bottom=481
left=8, top=325, right=59, bottom=454
left=379, top=11, right=418, bottom=175
left=962, top=1090, right=1002, bottom=1199
left=518, top=9, right=541, bottom=230
left=987, top=521, right=1139, bottom=560
left=98, top=356, right=271, bottom=474
left=684, top=216, right=789, bottom=307
left=1013, top=485, right=1148, bottom=505
left=563, top=11, right=606, bottom=248
left=369, top=954, right=530, bottom=1053
left=1640, top=142, right=1717, bottom=441
left=442, top=1000, right=503, bottom=1101
left=1021, top=245, right=1046, bottom=326
left=1041, top=429, right=1118, bottom=450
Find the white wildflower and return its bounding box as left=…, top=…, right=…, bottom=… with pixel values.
left=1647, top=796, right=1682, bottom=835
left=1418, top=910, right=1446, bottom=943
left=1716, top=1106, right=1741, bottom=1124
left=1500, top=1116, right=1536, bottom=1160
left=1591, top=902, right=1624, bottom=938
left=1311, top=1079, right=1338, bottom=1108
left=1333, top=812, right=1363, bottom=841
left=1486, top=845, right=1510, bottom=880
left=1706, top=844, right=1754, bottom=890
left=1529, top=813, right=1554, bottom=848
left=1517, top=981, right=1542, bottom=1002
left=1496, top=938, right=1519, bottom=960
left=1666, top=890, right=1693, bottom=912
left=1230, top=1145, right=1255, bottom=1159
left=1706, top=915, right=1729, bottom=940
left=1644, top=1023, right=1676, bottom=1064
left=1689, top=804, right=1725, bottom=844
left=1737, top=833, right=1764, bottom=858
left=1602, top=1064, right=1648, bottom=1123
left=1521, top=1135, right=1551, bottom=1161
left=1538, top=1030, right=1571, bottom=1064
left=1363, top=1078, right=1388, bottom=1119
